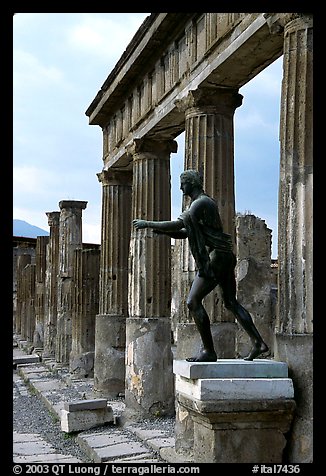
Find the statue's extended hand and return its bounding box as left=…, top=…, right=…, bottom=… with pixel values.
left=133, top=219, right=149, bottom=230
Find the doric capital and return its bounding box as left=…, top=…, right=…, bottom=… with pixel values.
left=264, top=13, right=313, bottom=35
left=46, top=211, right=60, bottom=227
left=58, top=200, right=88, bottom=210
left=175, top=87, right=243, bottom=116
left=97, top=169, right=133, bottom=186
left=126, top=138, right=178, bottom=160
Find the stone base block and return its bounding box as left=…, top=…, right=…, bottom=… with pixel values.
left=176, top=375, right=294, bottom=400
left=178, top=394, right=296, bottom=463
left=63, top=399, right=107, bottom=412
left=274, top=333, right=313, bottom=463
left=174, top=359, right=288, bottom=379
left=173, top=359, right=295, bottom=462
left=123, top=317, right=174, bottom=421
left=61, top=404, right=113, bottom=433
left=69, top=351, right=94, bottom=378
left=93, top=315, right=126, bottom=397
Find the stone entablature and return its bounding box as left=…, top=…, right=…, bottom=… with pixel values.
left=86, top=13, right=285, bottom=168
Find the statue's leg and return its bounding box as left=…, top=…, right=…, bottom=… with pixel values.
left=186, top=274, right=218, bottom=362
left=221, top=272, right=269, bottom=360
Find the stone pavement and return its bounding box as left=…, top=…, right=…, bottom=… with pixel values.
left=13, top=345, right=184, bottom=464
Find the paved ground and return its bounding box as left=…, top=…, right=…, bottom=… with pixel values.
left=12, top=343, right=188, bottom=464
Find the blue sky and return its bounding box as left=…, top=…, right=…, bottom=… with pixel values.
left=13, top=13, right=282, bottom=258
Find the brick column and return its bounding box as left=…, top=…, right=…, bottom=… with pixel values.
left=124, top=138, right=177, bottom=420
left=272, top=14, right=313, bottom=463
left=43, top=212, right=60, bottom=358
left=93, top=169, right=132, bottom=397
left=55, top=200, right=87, bottom=365
left=174, top=87, right=242, bottom=359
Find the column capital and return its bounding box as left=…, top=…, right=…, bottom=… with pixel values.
left=126, top=138, right=178, bottom=159
left=175, top=87, right=243, bottom=116
left=97, top=169, right=132, bottom=186
left=58, top=200, right=88, bottom=210
left=264, top=13, right=313, bottom=35
left=46, top=211, right=60, bottom=227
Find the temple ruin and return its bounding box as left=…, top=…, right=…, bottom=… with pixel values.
left=13, top=12, right=313, bottom=463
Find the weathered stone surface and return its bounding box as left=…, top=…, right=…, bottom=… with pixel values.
left=43, top=211, right=60, bottom=358
left=175, top=322, right=236, bottom=360
left=124, top=317, right=174, bottom=421
left=177, top=393, right=295, bottom=463
left=63, top=399, right=108, bottom=412
left=174, top=359, right=288, bottom=379
left=13, top=355, right=40, bottom=365
left=56, top=200, right=87, bottom=365
left=61, top=406, right=113, bottom=433
left=235, top=214, right=274, bottom=357
left=176, top=375, right=294, bottom=400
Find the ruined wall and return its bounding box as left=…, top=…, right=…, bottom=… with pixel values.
left=235, top=214, right=275, bottom=358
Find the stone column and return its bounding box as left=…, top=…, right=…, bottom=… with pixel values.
left=22, top=264, right=36, bottom=344
left=33, top=235, right=49, bottom=349
left=174, top=87, right=242, bottom=359
left=125, top=138, right=176, bottom=421
left=56, top=200, right=87, bottom=365
left=93, top=169, right=132, bottom=397
left=274, top=14, right=313, bottom=463
left=70, top=247, right=100, bottom=377
left=15, top=254, right=31, bottom=337
left=43, top=212, right=60, bottom=358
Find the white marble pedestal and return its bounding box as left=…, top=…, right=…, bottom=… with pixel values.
left=173, top=359, right=296, bottom=463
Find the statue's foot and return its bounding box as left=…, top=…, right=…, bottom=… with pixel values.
left=186, top=350, right=217, bottom=362
left=244, top=342, right=269, bottom=361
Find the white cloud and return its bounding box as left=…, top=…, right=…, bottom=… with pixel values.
left=13, top=165, right=53, bottom=195
left=67, top=14, right=149, bottom=62
left=13, top=49, right=64, bottom=93
left=235, top=109, right=278, bottom=134
left=83, top=223, right=101, bottom=244
left=241, top=56, right=283, bottom=98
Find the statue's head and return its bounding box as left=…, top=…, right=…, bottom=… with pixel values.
left=180, top=169, right=203, bottom=189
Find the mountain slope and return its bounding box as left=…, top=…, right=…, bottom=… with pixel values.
left=13, top=219, right=49, bottom=238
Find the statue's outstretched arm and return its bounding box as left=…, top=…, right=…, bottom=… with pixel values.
left=133, top=218, right=184, bottom=232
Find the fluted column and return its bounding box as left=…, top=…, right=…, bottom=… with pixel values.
left=43, top=212, right=60, bottom=357
left=124, top=138, right=176, bottom=421
left=21, top=264, right=36, bottom=343
left=174, top=87, right=242, bottom=359
left=33, top=235, right=49, bottom=348
left=70, top=248, right=100, bottom=377
left=273, top=14, right=313, bottom=463
left=15, top=254, right=31, bottom=336
left=56, top=200, right=87, bottom=365
left=93, top=169, right=132, bottom=396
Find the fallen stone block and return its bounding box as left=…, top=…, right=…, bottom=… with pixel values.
left=13, top=355, right=40, bottom=367
left=64, top=398, right=107, bottom=412
left=61, top=405, right=114, bottom=433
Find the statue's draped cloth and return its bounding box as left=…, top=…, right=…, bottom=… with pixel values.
left=178, top=195, right=233, bottom=277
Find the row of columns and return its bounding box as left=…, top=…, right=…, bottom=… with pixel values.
left=95, top=86, right=243, bottom=418
left=95, top=15, right=312, bottom=462
left=15, top=200, right=101, bottom=378
left=14, top=13, right=312, bottom=462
